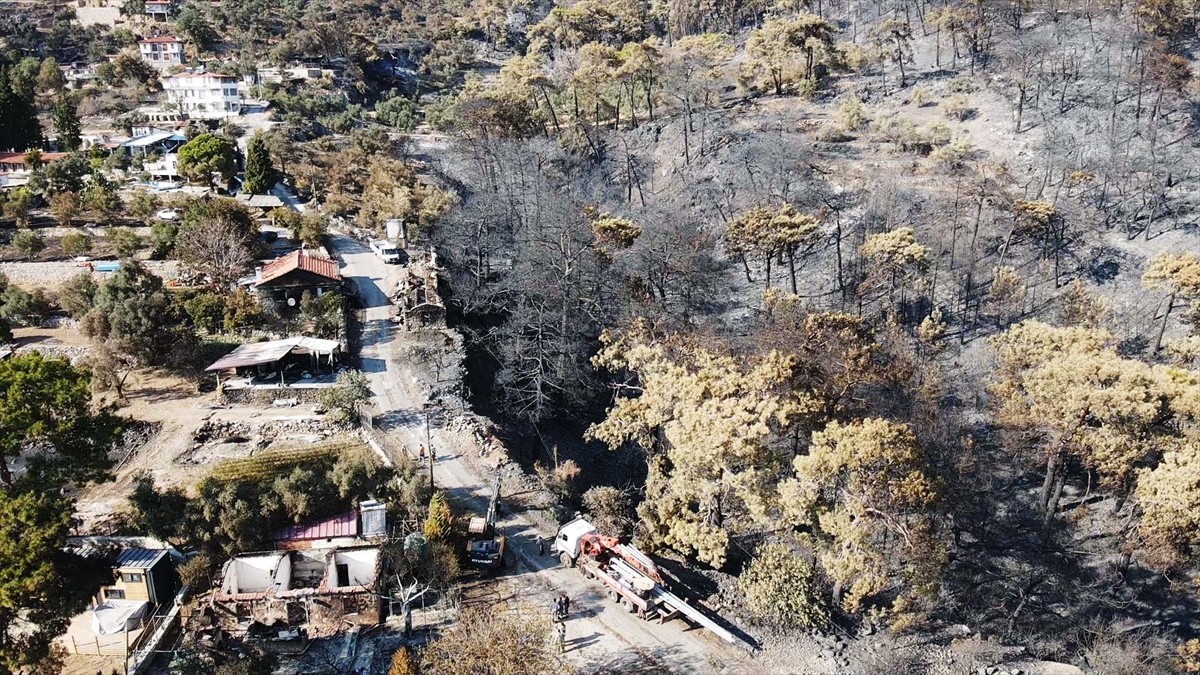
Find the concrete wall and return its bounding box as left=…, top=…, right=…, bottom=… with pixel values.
left=329, top=548, right=377, bottom=588
left=223, top=554, right=288, bottom=594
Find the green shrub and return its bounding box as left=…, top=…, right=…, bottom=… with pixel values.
left=376, top=94, right=418, bottom=131
left=836, top=99, right=867, bottom=132
left=317, top=370, right=371, bottom=424
left=11, top=230, right=45, bottom=260
left=739, top=542, right=831, bottom=630
left=107, top=227, right=142, bottom=258
left=61, top=232, right=93, bottom=256
left=59, top=270, right=97, bottom=317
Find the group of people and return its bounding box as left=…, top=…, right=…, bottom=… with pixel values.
left=552, top=593, right=571, bottom=653
left=553, top=592, right=571, bottom=621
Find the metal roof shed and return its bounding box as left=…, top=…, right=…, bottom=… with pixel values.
left=116, top=548, right=169, bottom=569
left=205, top=339, right=300, bottom=372
left=205, top=337, right=342, bottom=389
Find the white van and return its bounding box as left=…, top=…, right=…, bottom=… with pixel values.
left=370, top=240, right=401, bottom=264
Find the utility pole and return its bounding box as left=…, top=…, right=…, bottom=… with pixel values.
left=424, top=401, right=433, bottom=490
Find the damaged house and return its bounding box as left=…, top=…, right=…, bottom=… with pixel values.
left=213, top=547, right=382, bottom=639
left=211, top=503, right=388, bottom=642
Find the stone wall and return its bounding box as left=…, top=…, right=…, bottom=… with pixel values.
left=220, top=387, right=326, bottom=406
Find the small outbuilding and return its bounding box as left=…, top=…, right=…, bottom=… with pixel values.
left=205, top=337, right=341, bottom=388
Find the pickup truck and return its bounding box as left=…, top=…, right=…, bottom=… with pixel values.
left=370, top=240, right=402, bottom=264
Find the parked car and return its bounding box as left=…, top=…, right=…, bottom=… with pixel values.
left=370, top=240, right=402, bottom=264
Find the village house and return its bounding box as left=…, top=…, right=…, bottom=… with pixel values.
left=94, top=548, right=177, bottom=630
left=144, top=0, right=176, bottom=21
left=55, top=542, right=184, bottom=672
left=120, top=128, right=187, bottom=182
left=61, top=62, right=98, bottom=90
left=121, top=128, right=187, bottom=157
left=253, top=249, right=344, bottom=308
left=211, top=505, right=389, bottom=643
left=138, top=36, right=186, bottom=69
left=163, top=71, right=242, bottom=119
left=0, top=152, right=68, bottom=189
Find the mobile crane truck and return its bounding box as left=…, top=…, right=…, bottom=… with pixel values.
left=553, top=516, right=756, bottom=651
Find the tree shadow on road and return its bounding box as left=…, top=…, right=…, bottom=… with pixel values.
left=375, top=407, right=424, bottom=429
left=576, top=642, right=711, bottom=674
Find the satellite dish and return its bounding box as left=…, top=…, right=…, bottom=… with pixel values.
left=287, top=297, right=297, bottom=307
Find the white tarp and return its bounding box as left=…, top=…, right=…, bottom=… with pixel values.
left=91, top=600, right=149, bottom=636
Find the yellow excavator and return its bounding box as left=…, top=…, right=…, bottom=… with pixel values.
left=466, top=476, right=506, bottom=570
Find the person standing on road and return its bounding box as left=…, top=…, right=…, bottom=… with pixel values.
left=418, top=444, right=426, bottom=461
left=555, top=621, right=566, bottom=654
left=562, top=594, right=571, bottom=617
left=536, top=534, right=546, bottom=556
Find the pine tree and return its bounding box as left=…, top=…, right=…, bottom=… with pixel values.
left=587, top=324, right=817, bottom=567
left=780, top=418, right=944, bottom=619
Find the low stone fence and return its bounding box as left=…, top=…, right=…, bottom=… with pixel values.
left=220, top=387, right=326, bottom=406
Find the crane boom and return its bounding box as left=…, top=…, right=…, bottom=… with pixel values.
left=650, top=586, right=744, bottom=648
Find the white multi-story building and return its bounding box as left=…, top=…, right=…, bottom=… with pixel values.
left=138, top=36, right=186, bottom=69
left=163, top=72, right=242, bottom=119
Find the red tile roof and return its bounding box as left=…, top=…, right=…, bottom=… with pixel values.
left=0, top=152, right=68, bottom=167
left=257, top=250, right=342, bottom=286
left=139, top=36, right=181, bottom=44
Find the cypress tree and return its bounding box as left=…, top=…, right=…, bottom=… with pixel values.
left=52, top=96, right=81, bottom=152
left=0, top=68, right=43, bottom=152
left=241, top=134, right=276, bottom=194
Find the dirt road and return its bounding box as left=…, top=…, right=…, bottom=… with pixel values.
left=327, top=232, right=752, bottom=674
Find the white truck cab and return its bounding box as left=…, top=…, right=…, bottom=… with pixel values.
left=553, top=517, right=597, bottom=566
left=370, top=240, right=401, bottom=264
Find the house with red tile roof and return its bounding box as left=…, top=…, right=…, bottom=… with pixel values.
left=0, top=152, right=69, bottom=189
left=253, top=249, right=344, bottom=308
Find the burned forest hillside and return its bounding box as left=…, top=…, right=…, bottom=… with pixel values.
left=2, top=0, right=1200, bottom=672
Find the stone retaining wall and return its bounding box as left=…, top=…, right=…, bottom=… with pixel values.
left=220, top=387, right=326, bottom=406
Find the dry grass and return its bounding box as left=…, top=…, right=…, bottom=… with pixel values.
left=208, top=440, right=363, bottom=482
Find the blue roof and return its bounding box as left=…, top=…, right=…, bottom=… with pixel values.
left=115, top=547, right=168, bottom=569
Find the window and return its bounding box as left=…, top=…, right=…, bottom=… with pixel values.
left=121, top=572, right=143, bottom=583
left=106, top=588, right=126, bottom=599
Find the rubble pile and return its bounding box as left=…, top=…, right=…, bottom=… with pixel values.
left=113, top=421, right=161, bottom=464
left=192, top=418, right=342, bottom=446
left=17, top=344, right=88, bottom=364
left=446, top=414, right=511, bottom=469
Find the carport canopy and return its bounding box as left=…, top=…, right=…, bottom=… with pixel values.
left=205, top=337, right=341, bottom=372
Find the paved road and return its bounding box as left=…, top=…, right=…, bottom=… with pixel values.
left=326, top=232, right=749, bottom=673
